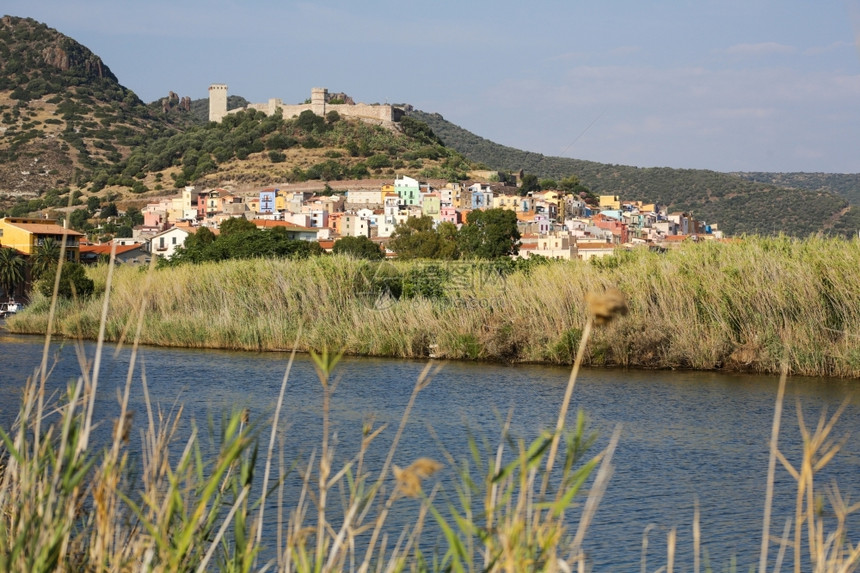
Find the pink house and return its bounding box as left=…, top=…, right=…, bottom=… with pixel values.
left=439, top=206, right=461, bottom=225
left=593, top=214, right=629, bottom=244
left=143, top=205, right=166, bottom=227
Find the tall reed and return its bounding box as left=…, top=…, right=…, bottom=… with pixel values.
left=1, top=243, right=857, bottom=571
left=10, top=235, right=860, bottom=377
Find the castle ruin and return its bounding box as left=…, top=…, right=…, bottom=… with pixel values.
left=208, top=85, right=403, bottom=128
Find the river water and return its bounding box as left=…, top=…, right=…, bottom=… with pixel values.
left=1, top=332, right=858, bottom=571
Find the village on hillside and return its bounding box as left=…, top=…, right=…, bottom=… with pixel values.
left=0, top=175, right=723, bottom=268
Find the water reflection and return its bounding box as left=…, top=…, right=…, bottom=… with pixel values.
left=1, top=333, right=858, bottom=571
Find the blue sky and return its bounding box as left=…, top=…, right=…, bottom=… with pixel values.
left=6, top=1, right=860, bottom=173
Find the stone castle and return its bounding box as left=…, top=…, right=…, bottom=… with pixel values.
left=208, top=85, right=403, bottom=128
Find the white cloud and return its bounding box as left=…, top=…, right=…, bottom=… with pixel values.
left=722, top=42, right=796, bottom=56
left=469, top=63, right=860, bottom=171
left=803, top=40, right=855, bottom=55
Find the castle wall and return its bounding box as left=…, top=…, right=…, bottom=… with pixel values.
left=214, top=86, right=399, bottom=128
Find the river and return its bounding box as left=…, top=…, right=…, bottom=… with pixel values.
left=1, top=332, right=858, bottom=571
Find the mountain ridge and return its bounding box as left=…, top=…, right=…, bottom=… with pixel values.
left=405, top=109, right=858, bottom=236
left=0, top=15, right=858, bottom=237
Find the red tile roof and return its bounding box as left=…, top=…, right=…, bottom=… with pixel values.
left=6, top=222, right=84, bottom=236
left=251, top=219, right=316, bottom=232
left=79, top=244, right=145, bottom=256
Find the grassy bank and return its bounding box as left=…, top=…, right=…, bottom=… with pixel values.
left=2, top=251, right=858, bottom=571
left=8, top=235, right=860, bottom=377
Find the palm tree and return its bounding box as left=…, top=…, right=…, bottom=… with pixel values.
left=30, top=237, right=61, bottom=282
left=0, top=247, right=25, bottom=301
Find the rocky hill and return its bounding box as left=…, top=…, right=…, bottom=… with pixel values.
left=0, top=16, right=196, bottom=206
left=1, top=15, right=858, bottom=238
left=0, top=16, right=470, bottom=218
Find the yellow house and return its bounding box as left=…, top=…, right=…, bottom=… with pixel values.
left=0, top=217, right=83, bottom=261
left=492, top=194, right=519, bottom=211
left=534, top=190, right=560, bottom=202
left=599, top=195, right=620, bottom=210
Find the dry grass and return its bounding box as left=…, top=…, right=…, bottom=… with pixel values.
left=9, top=235, right=860, bottom=377
left=1, top=248, right=858, bottom=572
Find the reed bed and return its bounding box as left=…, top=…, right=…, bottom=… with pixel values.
left=8, top=235, right=860, bottom=377
left=1, top=251, right=858, bottom=572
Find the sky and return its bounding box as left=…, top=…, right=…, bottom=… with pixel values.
left=6, top=1, right=860, bottom=173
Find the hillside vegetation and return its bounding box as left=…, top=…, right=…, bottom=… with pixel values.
left=0, top=16, right=468, bottom=217
left=2, top=14, right=859, bottom=238
left=114, top=109, right=470, bottom=192
left=734, top=171, right=860, bottom=205
left=406, top=109, right=858, bottom=237
left=0, top=16, right=191, bottom=207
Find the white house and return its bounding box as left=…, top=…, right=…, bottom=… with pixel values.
left=149, top=226, right=191, bottom=259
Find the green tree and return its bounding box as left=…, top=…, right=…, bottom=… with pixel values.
left=219, top=217, right=256, bottom=236
left=333, top=235, right=383, bottom=260
left=458, top=208, right=520, bottom=259
left=519, top=173, right=540, bottom=196
left=37, top=262, right=94, bottom=299
left=295, top=110, right=327, bottom=133
left=559, top=175, right=590, bottom=195
left=124, top=206, right=144, bottom=226
left=30, top=237, right=61, bottom=282
left=268, top=150, right=286, bottom=163
left=115, top=225, right=133, bottom=238
left=171, top=226, right=217, bottom=263
left=69, top=208, right=90, bottom=231
left=0, top=247, right=26, bottom=300
left=389, top=216, right=459, bottom=260
left=99, top=202, right=118, bottom=218
left=86, top=195, right=101, bottom=213
left=266, top=133, right=295, bottom=150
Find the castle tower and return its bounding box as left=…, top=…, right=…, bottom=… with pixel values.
left=311, top=87, right=327, bottom=116
left=208, top=84, right=228, bottom=123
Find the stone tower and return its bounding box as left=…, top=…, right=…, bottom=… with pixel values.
left=208, top=84, right=228, bottom=123
left=311, top=87, right=327, bottom=116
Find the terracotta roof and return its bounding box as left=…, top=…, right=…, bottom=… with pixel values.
left=6, top=222, right=84, bottom=236
left=576, top=243, right=615, bottom=250
left=188, top=226, right=219, bottom=235
left=80, top=244, right=145, bottom=256
left=251, top=219, right=316, bottom=232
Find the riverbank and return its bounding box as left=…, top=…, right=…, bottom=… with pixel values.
left=8, top=235, right=860, bottom=377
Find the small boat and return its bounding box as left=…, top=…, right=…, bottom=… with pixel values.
left=0, top=300, right=24, bottom=318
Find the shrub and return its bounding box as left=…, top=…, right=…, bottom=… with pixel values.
left=268, top=150, right=286, bottom=163
left=37, top=262, right=95, bottom=299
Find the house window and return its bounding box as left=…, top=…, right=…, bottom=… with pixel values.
left=172, top=237, right=177, bottom=245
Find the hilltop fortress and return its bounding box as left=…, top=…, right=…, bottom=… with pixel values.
left=208, top=85, right=403, bottom=128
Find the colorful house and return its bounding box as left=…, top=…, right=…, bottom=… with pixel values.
left=395, top=175, right=421, bottom=206
left=422, top=192, right=441, bottom=221
left=0, top=217, right=83, bottom=261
